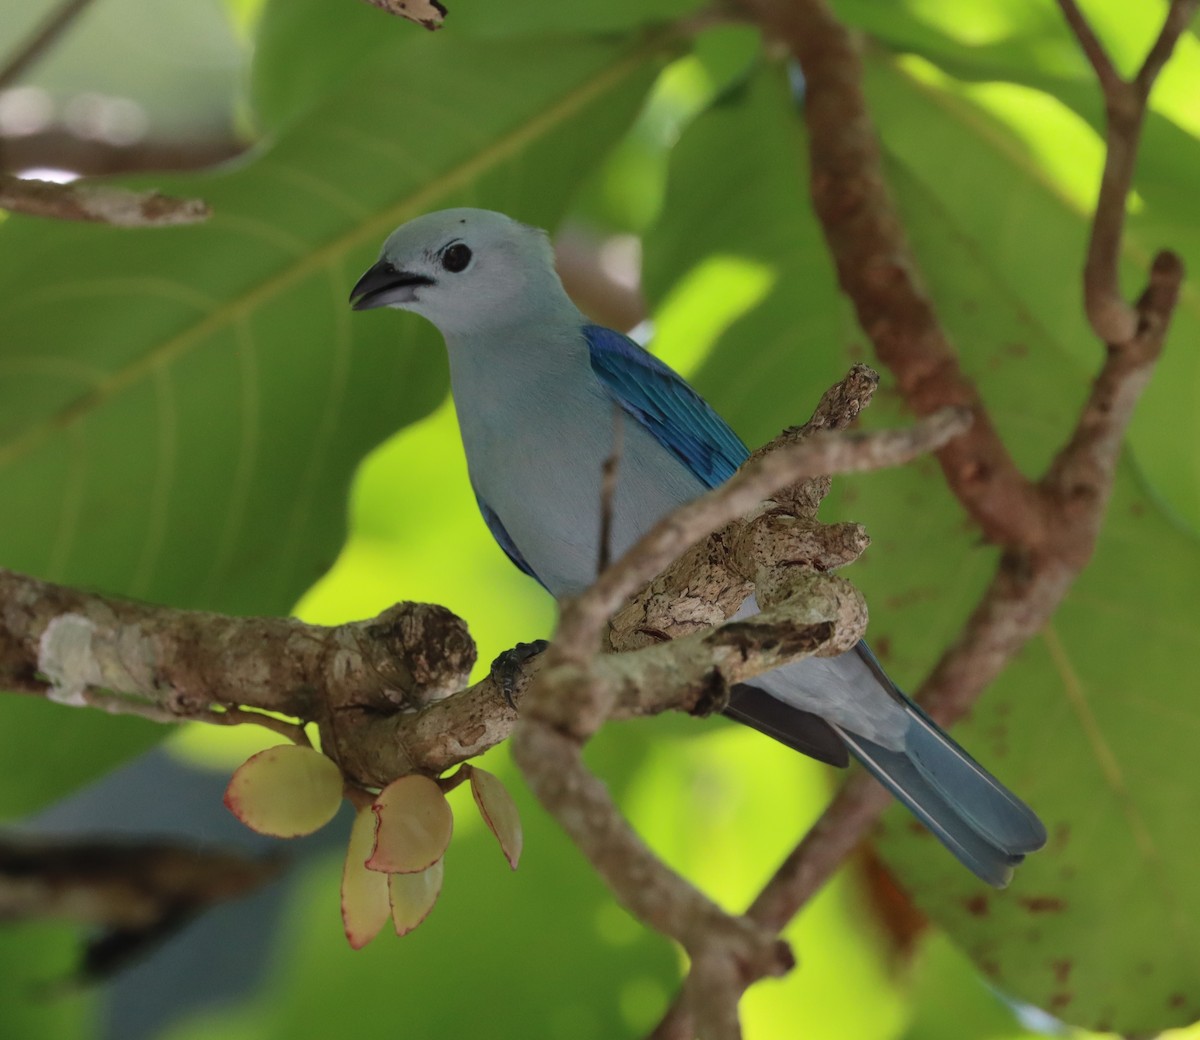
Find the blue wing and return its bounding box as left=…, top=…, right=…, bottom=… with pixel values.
left=582, top=324, right=749, bottom=490
left=472, top=485, right=544, bottom=587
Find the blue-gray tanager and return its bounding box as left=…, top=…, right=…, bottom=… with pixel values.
left=351, top=208, right=1046, bottom=886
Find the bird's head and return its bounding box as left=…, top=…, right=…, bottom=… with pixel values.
left=349, top=208, right=569, bottom=335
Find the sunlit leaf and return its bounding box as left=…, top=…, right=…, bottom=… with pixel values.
left=341, top=806, right=392, bottom=950
left=861, top=54, right=1200, bottom=1034
left=468, top=766, right=523, bottom=870
left=646, top=58, right=1200, bottom=1034
left=368, top=775, right=453, bottom=874
left=641, top=65, right=854, bottom=441
left=0, top=26, right=662, bottom=817
left=389, top=858, right=445, bottom=936
left=223, top=744, right=343, bottom=838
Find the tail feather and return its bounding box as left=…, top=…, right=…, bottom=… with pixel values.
left=726, top=639, right=1046, bottom=887
left=834, top=725, right=1027, bottom=888
left=903, top=701, right=1047, bottom=855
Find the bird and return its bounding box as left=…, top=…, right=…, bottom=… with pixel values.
left=350, top=207, right=1046, bottom=886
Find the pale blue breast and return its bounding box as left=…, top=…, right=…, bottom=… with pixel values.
left=446, top=327, right=707, bottom=598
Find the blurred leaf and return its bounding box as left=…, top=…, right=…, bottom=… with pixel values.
left=833, top=0, right=1200, bottom=532
left=0, top=30, right=661, bottom=816
left=341, top=806, right=392, bottom=949
left=368, top=775, right=453, bottom=874
left=623, top=723, right=909, bottom=1039
left=0, top=923, right=93, bottom=1040
left=642, top=66, right=859, bottom=432
left=388, top=857, right=444, bottom=936
left=900, top=931, right=1044, bottom=1040
left=644, top=59, right=1200, bottom=1033
left=4, top=0, right=242, bottom=141
left=223, top=744, right=342, bottom=838
left=468, top=765, right=523, bottom=869
left=572, top=25, right=762, bottom=233
left=251, top=0, right=685, bottom=130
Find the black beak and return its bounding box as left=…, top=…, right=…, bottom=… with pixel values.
left=349, top=260, right=435, bottom=311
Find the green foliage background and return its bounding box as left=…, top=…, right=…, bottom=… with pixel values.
left=1, top=0, right=1198, bottom=1037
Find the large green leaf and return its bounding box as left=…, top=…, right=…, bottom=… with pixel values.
left=0, top=29, right=663, bottom=815
left=642, top=67, right=857, bottom=440
left=251, top=0, right=693, bottom=131
left=831, top=0, right=1200, bottom=533
left=643, top=60, right=1200, bottom=1033
left=864, top=56, right=1200, bottom=1034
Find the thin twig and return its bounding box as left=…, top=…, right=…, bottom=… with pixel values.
left=0, top=0, right=99, bottom=92
left=219, top=706, right=312, bottom=747
left=1057, top=0, right=1197, bottom=342
left=1136, top=0, right=1200, bottom=94
left=1054, top=0, right=1123, bottom=96
left=0, top=173, right=210, bottom=226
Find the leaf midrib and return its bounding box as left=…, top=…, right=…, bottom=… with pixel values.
left=0, top=40, right=659, bottom=471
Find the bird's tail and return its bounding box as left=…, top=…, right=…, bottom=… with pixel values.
left=834, top=703, right=1046, bottom=887
left=840, top=643, right=1046, bottom=886
left=726, top=646, right=1046, bottom=887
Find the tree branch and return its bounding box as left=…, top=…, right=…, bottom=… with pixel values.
left=0, top=833, right=280, bottom=982
left=738, top=0, right=1048, bottom=552
left=652, top=0, right=1188, bottom=1034
left=0, top=0, right=99, bottom=92
left=0, top=173, right=210, bottom=227
left=0, top=377, right=968, bottom=789
left=2, top=369, right=968, bottom=1036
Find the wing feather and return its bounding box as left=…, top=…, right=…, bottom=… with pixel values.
left=582, top=324, right=748, bottom=490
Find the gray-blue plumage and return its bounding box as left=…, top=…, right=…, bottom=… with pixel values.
left=351, top=208, right=1046, bottom=886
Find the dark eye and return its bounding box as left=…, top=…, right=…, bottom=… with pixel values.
left=441, top=243, right=472, bottom=273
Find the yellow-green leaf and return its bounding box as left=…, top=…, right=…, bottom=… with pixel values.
left=341, top=806, right=391, bottom=950
left=389, top=858, right=444, bottom=937
left=367, top=775, right=453, bottom=874
left=469, top=766, right=523, bottom=870
left=222, top=744, right=342, bottom=838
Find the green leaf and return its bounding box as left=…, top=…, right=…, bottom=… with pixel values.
left=468, top=765, right=523, bottom=869
left=875, top=471, right=1200, bottom=1033
left=0, top=30, right=662, bottom=817
left=643, top=66, right=858, bottom=445
left=341, top=806, right=392, bottom=949
left=251, top=0, right=686, bottom=131
left=388, top=857, right=444, bottom=936
left=644, top=59, right=1200, bottom=1033
left=862, top=58, right=1200, bottom=1029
